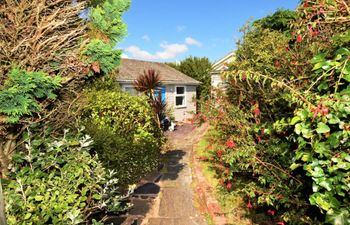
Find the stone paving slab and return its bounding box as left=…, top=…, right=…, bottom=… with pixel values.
left=158, top=187, right=196, bottom=217
left=128, top=199, right=154, bottom=216
left=148, top=217, right=206, bottom=225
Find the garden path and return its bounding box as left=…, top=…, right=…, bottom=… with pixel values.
left=139, top=123, right=208, bottom=225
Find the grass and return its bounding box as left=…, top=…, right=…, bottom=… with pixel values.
left=195, top=136, right=252, bottom=225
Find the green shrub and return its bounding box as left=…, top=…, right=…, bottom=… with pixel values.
left=83, top=90, right=163, bottom=186
left=0, top=67, right=61, bottom=123
left=4, top=130, right=130, bottom=225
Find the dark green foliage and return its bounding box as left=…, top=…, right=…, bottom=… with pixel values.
left=82, top=90, right=163, bottom=186
left=4, top=130, right=129, bottom=224
left=0, top=67, right=61, bottom=123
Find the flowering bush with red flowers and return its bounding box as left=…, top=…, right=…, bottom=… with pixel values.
left=198, top=1, right=350, bottom=224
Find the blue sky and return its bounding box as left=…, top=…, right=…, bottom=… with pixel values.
left=119, top=0, right=300, bottom=63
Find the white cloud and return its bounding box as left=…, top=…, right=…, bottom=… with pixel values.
left=185, top=37, right=202, bottom=47
left=156, top=43, right=188, bottom=59
left=121, top=53, right=129, bottom=58
left=142, top=35, right=150, bottom=41
left=125, top=42, right=188, bottom=61
left=176, top=25, right=186, bottom=32
left=125, top=46, right=156, bottom=60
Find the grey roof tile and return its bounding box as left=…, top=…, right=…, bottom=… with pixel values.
left=116, top=59, right=201, bottom=85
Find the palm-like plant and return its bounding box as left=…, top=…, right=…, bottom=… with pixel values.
left=133, top=69, right=161, bottom=100
left=133, top=69, right=166, bottom=127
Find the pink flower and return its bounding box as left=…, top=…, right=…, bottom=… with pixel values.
left=275, top=60, right=281, bottom=68
left=226, top=182, right=232, bottom=190
left=296, top=35, right=302, bottom=43
left=277, top=221, right=285, bottom=225
left=247, top=201, right=253, bottom=209
left=267, top=209, right=275, bottom=216
left=226, top=139, right=236, bottom=148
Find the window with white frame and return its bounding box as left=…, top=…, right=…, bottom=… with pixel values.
left=175, top=86, right=186, bottom=107
left=123, top=85, right=138, bottom=96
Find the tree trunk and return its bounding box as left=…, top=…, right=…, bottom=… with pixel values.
left=0, top=135, right=15, bottom=178
left=0, top=134, right=16, bottom=225
left=0, top=179, right=6, bottom=225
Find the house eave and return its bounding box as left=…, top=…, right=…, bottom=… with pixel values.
left=117, top=79, right=201, bottom=86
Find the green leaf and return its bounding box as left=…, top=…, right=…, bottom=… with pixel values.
left=328, top=133, right=340, bottom=148
left=295, top=123, right=302, bottom=134
left=313, top=62, right=325, bottom=71
left=317, top=81, right=329, bottom=91
left=24, top=213, right=32, bottom=220
left=343, top=64, right=350, bottom=75
left=316, top=122, right=330, bottom=134
left=290, top=116, right=301, bottom=125
left=301, top=153, right=311, bottom=162
left=328, top=115, right=341, bottom=124
left=343, top=74, right=350, bottom=83
left=302, top=127, right=313, bottom=139
left=311, top=166, right=324, bottom=177
left=35, top=195, right=44, bottom=201
left=314, top=142, right=330, bottom=156
left=336, top=48, right=350, bottom=56
left=92, top=194, right=102, bottom=200
left=319, top=180, right=332, bottom=191
left=290, top=163, right=301, bottom=170
left=311, top=53, right=326, bottom=64
left=326, top=209, right=350, bottom=225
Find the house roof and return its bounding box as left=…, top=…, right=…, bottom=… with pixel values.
left=116, top=59, right=201, bottom=85
left=211, top=51, right=235, bottom=73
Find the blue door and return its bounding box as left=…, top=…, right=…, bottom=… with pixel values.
left=161, top=86, right=166, bottom=103
left=155, top=86, right=166, bottom=103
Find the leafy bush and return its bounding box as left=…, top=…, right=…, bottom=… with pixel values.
left=199, top=95, right=315, bottom=224
left=4, top=130, right=130, bottom=225
left=82, top=90, right=163, bottom=186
